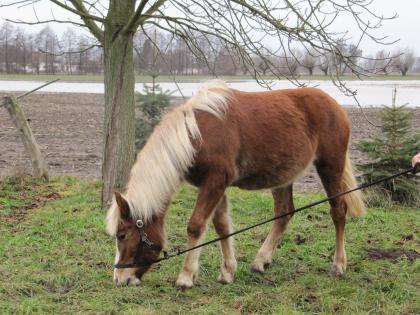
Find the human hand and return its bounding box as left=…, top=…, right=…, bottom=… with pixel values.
left=412, top=153, right=420, bottom=173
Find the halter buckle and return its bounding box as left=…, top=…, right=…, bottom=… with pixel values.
left=135, top=219, right=155, bottom=248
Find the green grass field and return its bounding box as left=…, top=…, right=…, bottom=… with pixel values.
left=0, top=176, right=418, bottom=314
left=1, top=73, right=420, bottom=83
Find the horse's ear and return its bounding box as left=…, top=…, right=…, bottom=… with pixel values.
left=114, top=191, right=130, bottom=220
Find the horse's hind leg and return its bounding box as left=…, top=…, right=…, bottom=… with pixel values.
left=251, top=185, right=294, bottom=273
left=315, top=159, right=347, bottom=276
left=212, top=195, right=237, bottom=284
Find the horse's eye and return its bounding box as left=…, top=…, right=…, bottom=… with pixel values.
left=117, top=234, right=126, bottom=241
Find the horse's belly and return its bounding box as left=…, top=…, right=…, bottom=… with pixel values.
left=232, top=169, right=295, bottom=190
left=231, top=154, right=314, bottom=190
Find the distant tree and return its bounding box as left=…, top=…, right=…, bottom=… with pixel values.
left=61, top=28, right=78, bottom=74
left=413, top=57, right=420, bottom=73
left=214, top=46, right=239, bottom=75
left=0, top=22, right=14, bottom=73
left=301, top=50, right=317, bottom=75
left=75, top=36, right=86, bottom=73
left=28, top=34, right=41, bottom=74
left=135, top=35, right=153, bottom=73
left=258, top=58, right=270, bottom=75
left=334, top=41, right=362, bottom=75
left=319, top=55, right=330, bottom=76
left=279, top=49, right=302, bottom=76
left=36, top=26, right=60, bottom=74
left=17, top=29, right=28, bottom=73
left=14, top=27, right=27, bottom=73
left=392, top=49, right=416, bottom=76
left=374, top=50, right=392, bottom=75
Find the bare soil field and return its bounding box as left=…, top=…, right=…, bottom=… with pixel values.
left=1, top=92, right=419, bottom=192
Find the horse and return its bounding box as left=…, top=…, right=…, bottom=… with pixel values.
left=106, top=80, right=365, bottom=288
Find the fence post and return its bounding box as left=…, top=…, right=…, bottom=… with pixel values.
left=2, top=95, right=49, bottom=180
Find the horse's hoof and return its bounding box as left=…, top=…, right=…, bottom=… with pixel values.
left=251, top=258, right=272, bottom=273
left=175, top=274, right=194, bottom=290
left=218, top=272, right=234, bottom=284
left=250, top=261, right=265, bottom=273
left=218, top=260, right=236, bottom=284
left=331, top=263, right=346, bottom=277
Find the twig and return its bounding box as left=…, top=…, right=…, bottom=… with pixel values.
left=1, top=79, right=60, bottom=107
left=17, top=79, right=61, bottom=99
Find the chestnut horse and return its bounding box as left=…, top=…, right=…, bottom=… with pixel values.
left=106, top=80, right=365, bottom=288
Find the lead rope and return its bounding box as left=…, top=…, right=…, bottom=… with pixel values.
left=153, top=167, right=417, bottom=264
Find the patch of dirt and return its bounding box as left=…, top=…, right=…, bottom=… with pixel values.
left=303, top=293, right=318, bottom=303
left=0, top=92, right=104, bottom=179
left=1, top=92, right=419, bottom=193
left=365, top=248, right=420, bottom=263
left=395, top=234, right=418, bottom=245
left=3, top=189, right=61, bottom=224
left=294, top=234, right=307, bottom=245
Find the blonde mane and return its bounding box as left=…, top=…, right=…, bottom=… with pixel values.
left=106, top=80, right=232, bottom=235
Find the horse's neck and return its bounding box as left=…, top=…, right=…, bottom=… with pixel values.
left=125, top=170, right=182, bottom=222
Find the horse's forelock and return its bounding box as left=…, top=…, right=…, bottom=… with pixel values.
left=106, top=201, right=121, bottom=236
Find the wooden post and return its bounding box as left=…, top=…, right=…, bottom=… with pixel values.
left=2, top=95, right=49, bottom=180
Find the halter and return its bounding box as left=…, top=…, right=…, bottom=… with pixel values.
left=113, top=219, right=162, bottom=269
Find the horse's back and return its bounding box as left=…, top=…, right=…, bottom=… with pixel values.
left=230, top=87, right=350, bottom=154
left=231, top=87, right=349, bottom=139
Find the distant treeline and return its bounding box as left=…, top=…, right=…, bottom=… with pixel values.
left=0, top=22, right=419, bottom=76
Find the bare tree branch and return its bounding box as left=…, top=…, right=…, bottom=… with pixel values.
left=5, top=17, right=86, bottom=28
left=39, top=43, right=101, bottom=57
left=47, top=0, right=104, bottom=22
left=66, top=0, right=104, bottom=43
left=0, top=0, right=39, bottom=8
left=121, top=0, right=168, bottom=37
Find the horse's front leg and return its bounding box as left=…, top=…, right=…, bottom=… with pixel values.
left=175, top=172, right=227, bottom=289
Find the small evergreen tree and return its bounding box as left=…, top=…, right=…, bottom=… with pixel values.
left=135, top=79, right=172, bottom=150
left=135, top=29, right=174, bottom=150
left=357, top=89, right=420, bottom=207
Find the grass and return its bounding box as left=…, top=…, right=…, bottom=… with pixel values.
left=1, top=73, right=420, bottom=83
left=0, top=176, right=419, bottom=314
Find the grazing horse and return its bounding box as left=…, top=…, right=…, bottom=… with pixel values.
left=106, top=80, right=365, bottom=288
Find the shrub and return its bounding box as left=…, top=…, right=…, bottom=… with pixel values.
left=135, top=83, right=172, bottom=150
left=357, top=89, right=420, bottom=207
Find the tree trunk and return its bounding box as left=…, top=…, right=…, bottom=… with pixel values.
left=102, top=0, right=136, bottom=207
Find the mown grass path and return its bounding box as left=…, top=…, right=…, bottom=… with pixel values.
left=0, top=177, right=418, bottom=314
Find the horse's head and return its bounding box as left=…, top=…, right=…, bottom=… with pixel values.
left=107, top=192, right=164, bottom=286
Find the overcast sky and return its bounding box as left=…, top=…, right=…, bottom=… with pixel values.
left=0, top=0, right=418, bottom=55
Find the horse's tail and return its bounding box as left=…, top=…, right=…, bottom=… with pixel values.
left=342, top=153, right=366, bottom=217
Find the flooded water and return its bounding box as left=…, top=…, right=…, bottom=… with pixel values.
left=1, top=79, right=419, bottom=107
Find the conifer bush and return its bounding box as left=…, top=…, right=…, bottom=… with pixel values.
left=357, top=89, right=420, bottom=207
left=135, top=82, right=172, bottom=150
